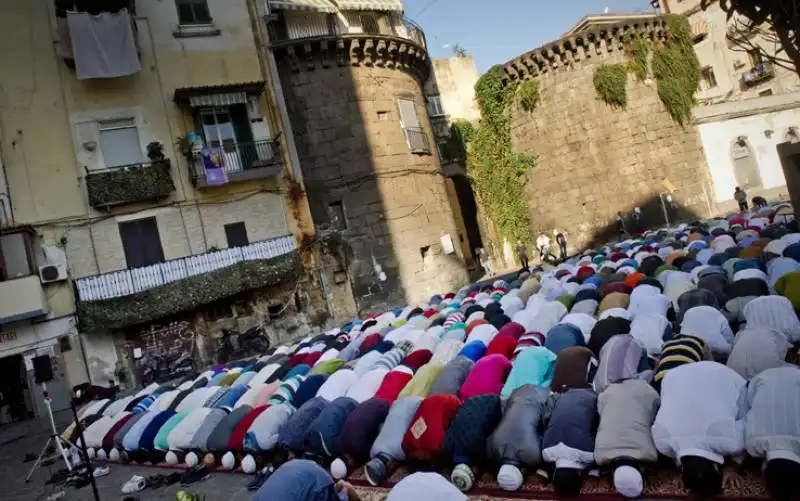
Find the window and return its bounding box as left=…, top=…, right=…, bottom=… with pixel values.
left=427, top=95, right=444, bottom=117
left=397, top=98, right=430, bottom=154
left=200, top=108, right=237, bottom=153
left=759, top=89, right=774, bottom=96
left=0, top=232, right=35, bottom=281
left=175, top=0, right=212, bottom=25
left=701, top=66, right=717, bottom=90
left=359, top=12, right=380, bottom=34
left=328, top=201, right=347, bottom=230
left=118, top=217, right=165, bottom=269
left=224, top=222, right=249, bottom=248
left=98, top=118, right=143, bottom=168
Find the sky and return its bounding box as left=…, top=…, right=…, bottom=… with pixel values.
left=402, top=0, right=658, bottom=72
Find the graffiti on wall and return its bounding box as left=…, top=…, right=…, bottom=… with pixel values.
left=125, top=320, right=196, bottom=385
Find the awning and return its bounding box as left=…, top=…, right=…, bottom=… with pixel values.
left=693, top=20, right=709, bottom=40
left=268, top=0, right=337, bottom=13
left=332, top=0, right=403, bottom=11
left=173, top=82, right=265, bottom=107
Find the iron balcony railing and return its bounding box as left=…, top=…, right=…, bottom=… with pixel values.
left=742, top=62, right=775, bottom=86
left=190, top=139, right=281, bottom=186
left=269, top=14, right=426, bottom=49
left=75, top=234, right=296, bottom=302
left=404, top=126, right=431, bottom=154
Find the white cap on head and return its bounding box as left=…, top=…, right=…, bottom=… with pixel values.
left=109, top=448, right=120, bottom=462
left=96, top=449, right=107, bottom=461
left=614, top=465, right=644, bottom=498
left=330, top=457, right=348, bottom=479
left=221, top=451, right=236, bottom=469
left=241, top=455, right=256, bottom=474
left=497, top=464, right=523, bottom=491
left=165, top=451, right=178, bottom=465
left=87, top=448, right=96, bottom=459
left=185, top=452, right=199, bottom=468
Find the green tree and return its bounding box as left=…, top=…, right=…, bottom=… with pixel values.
left=453, top=44, right=469, bottom=57
left=702, top=0, right=800, bottom=77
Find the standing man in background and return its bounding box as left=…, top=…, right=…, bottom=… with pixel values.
left=536, top=233, right=551, bottom=264
left=554, top=230, right=568, bottom=261
left=515, top=241, right=529, bottom=270
left=734, top=187, right=748, bottom=212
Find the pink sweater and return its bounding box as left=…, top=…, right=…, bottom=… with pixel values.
left=458, top=354, right=512, bottom=400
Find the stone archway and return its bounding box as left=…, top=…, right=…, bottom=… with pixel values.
left=731, top=136, right=763, bottom=191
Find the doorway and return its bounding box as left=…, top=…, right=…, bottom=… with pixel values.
left=0, top=354, right=32, bottom=424
left=777, top=141, right=800, bottom=215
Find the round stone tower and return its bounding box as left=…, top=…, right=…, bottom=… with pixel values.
left=271, top=13, right=469, bottom=313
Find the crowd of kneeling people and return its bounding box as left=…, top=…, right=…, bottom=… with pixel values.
left=64, top=204, right=800, bottom=500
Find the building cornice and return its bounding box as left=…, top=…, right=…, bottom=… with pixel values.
left=271, top=34, right=430, bottom=82
left=503, top=16, right=669, bottom=81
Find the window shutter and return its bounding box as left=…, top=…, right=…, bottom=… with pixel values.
left=140, top=218, right=165, bottom=266
left=119, top=221, right=145, bottom=269
left=119, top=217, right=164, bottom=269
left=397, top=99, right=420, bottom=128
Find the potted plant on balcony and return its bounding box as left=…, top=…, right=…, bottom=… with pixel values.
left=175, top=135, right=195, bottom=161
left=147, top=141, right=166, bottom=162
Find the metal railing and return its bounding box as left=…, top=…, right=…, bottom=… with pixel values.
left=269, top=14, right=426, bottom=49
left=190, top=139, right=280, bottom=184
left=75, top=234, right=296, bottom=302
left=742, top=62, right=775, bottom=86
left=404, top=126, right=430, bottom=154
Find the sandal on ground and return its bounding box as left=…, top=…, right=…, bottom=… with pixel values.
left=164, top=472, right=182, bottom=485
left=147, top=474, right=165, bottom=488
left=121, top=475, right=147, bottom=494
left=93, top=465, right=110, bottom=478
left=180, top=465, right=210, bottom=486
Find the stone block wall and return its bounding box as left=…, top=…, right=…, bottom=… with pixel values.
left=504, top=19, right=712, bottom=249
left=276, top=41, right=469, bottom=313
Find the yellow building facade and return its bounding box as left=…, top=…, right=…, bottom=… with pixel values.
left=0, top=0, right=321, bottom=417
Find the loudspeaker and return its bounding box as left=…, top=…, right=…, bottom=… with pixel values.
left=32, top=355, right=53, bottom=384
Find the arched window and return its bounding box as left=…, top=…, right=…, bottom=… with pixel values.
left=731, top=136, right=763, bottom=190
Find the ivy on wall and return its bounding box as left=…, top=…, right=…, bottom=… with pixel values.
left=455, top=66, right=537, bottom=246
left=86, top=160, right=175, bottom=208
left=653, top=14, right=701, bottom=125
left=77, top=251, right=303, bottom=332
left=593, top=64, right=629, bottom=107
left=591, top=14, right=700, bottom=125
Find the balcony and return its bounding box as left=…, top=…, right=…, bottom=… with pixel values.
left=86, top=160, right=175, bottom=209
left=0, top=275, right=49, bottom=325
left=268, top=14, right=426, bottom=49
left=74, top=235, right=301, bottom=331
left=190, top=140, right=283, bottom=188
left=741, top=62, right=775, bottom=87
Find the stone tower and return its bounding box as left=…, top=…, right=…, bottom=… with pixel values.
left=267, top=7, right=469, bottom=313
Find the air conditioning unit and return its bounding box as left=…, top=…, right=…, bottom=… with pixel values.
left=39, top=263, right=68, bottom=284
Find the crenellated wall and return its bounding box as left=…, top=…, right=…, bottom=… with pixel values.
left=502, top=16, right=713, bottom=249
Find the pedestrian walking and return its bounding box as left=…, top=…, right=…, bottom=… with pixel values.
left=734, top=187, right=748, bottom=212
left=515, top=241, right=529, bottom=270
left=476, top=248, right=493, bottom=277
left=554, top=230, right=568, bottom=261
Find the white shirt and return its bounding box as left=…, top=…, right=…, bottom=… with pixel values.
left=529, top=301, right=568, bottom=335
left=680, top=306, right=734, bottom=356
left=345, top=368, right=388, bottom=403
left=465, top=324, right=498, bottom=346
left=627, top=285, right=662, bottom=317
left=316, top=369, right=358, bottom=402
left=652, top=362, right=747, bottom=464
left=560, top=313, right=597, bottom=343
left=629, top=313, right=671, bottom=357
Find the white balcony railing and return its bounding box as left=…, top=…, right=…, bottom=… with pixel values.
left=75, top=235, right=296, bottom=302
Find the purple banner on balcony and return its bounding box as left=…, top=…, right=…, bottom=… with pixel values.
left=200, top=147, right=228, bottom=185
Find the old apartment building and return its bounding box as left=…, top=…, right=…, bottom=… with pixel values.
left=0, top=0, right=472, bottom=419
left=0, top=0, right=330, bottom=419
left=656, top=0, right=800, bottom=211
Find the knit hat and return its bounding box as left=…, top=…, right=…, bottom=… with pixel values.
left=451, top=463, right=476, bottom=491
left=485, top=335, right=518, bottom=358
left=614, top=465, right=644, bottom=498
left=497, top=464, right=524, bottom=491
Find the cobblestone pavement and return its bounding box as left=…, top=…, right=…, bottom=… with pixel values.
left=0, top=415, right=254, bottom=501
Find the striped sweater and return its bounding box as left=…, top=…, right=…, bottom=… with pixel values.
left=653, top=335, right=709, bottom=389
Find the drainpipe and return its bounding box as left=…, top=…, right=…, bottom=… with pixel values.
left=0, top=117, right=14, bottom=226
